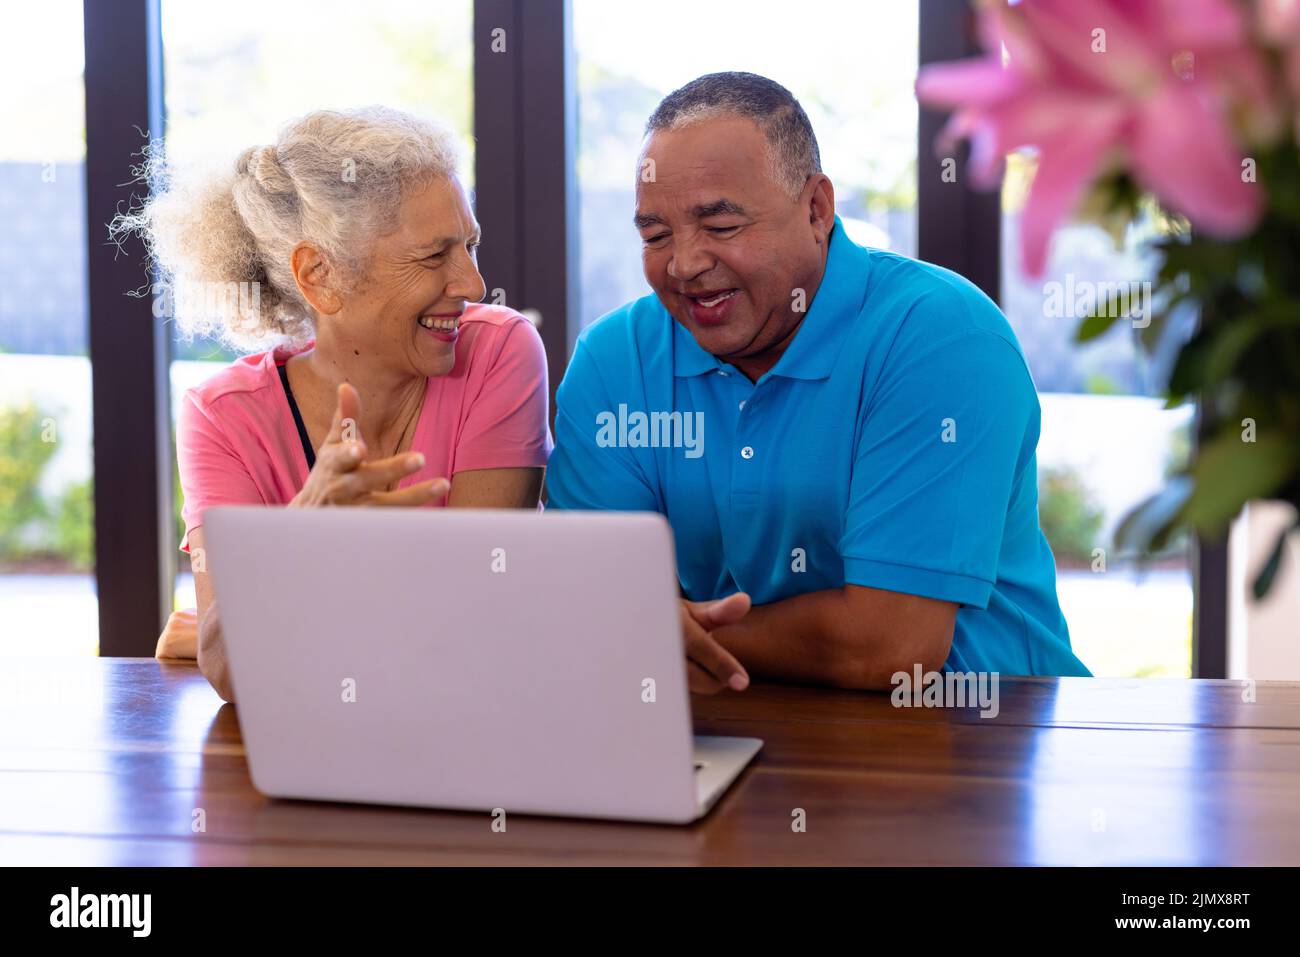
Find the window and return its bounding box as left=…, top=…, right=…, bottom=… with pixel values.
left=0, top=1, right=96, bottom=655
left=1002, top=155, right=1195, bottom=677
left=575, top=0, right=918, bottom=331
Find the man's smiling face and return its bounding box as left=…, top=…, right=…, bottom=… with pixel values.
left=634, top=114, right=833, bottom=376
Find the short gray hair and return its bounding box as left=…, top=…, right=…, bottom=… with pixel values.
left=111, top=106, right=463, bottom=352
left=645, top=72, right=821, bottom=197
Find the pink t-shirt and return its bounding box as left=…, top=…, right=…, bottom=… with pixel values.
left=177, top=304, right=552, bottom=552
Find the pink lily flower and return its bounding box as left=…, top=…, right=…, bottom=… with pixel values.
left=916, top=0, right=1269, bottom=276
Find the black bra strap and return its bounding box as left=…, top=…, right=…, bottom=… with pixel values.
left=276, top=362, right=317, bottom=470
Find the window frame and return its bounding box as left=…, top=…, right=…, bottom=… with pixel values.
left=84, top=0, right=173, bottom=656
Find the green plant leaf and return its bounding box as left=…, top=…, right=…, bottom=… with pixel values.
left=1074, top=311, right=1123, bottom=343
left=1181, top=432, right=1300, bottom=534
left=1114, top=477, right=1193, bottom=555
left=1203, top=319, right=1266, bottom=384
left=1251, top=523, right=1297, bottom=600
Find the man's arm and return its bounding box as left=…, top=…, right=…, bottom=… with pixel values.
left=710, top=585, right=956, bottom=690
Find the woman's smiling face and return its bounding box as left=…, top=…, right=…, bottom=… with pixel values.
left=326, top=175, right=486, bottom=378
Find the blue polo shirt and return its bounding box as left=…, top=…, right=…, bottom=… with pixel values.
left=547, top=217, right=1089, bottom=677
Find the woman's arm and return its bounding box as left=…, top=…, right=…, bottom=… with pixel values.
left=447, top=467, right=544, bottom=508
left=188, top=527, right=236, bottom=703
left=188, top=383, right=448, bottom=702
left=189, top=468, right=538, bottom=703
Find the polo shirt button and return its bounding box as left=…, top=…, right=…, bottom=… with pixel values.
left=741, top=446, right=754, bottom=459
left=718, top=370, right=730, bottom=377
left=738, top=400, right=746, bottom=410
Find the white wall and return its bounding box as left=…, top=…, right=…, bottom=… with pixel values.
left=1230, top=501, right=1300, bottom=680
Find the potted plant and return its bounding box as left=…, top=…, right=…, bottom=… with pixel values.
left=917, top=0, right=1300, bottom=596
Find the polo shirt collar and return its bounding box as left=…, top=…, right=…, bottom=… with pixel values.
left=672, top=215, right=868, bottom=380
left=673, top=319, right=720, bottom=376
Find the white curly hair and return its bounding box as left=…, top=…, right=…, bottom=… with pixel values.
left=112, top=106, right=464, bottom=352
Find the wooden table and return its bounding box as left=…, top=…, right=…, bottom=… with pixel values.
left=1, top=658, right=1298, bottom=865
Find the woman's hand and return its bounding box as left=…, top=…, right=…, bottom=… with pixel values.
left=289, top=382, right=449, bottom=508
left=155, top=607, right=198, bottom=659
left=191, top=383, right=448, bottom=702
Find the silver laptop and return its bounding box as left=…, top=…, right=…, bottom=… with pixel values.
left=203, top=506, right=762, bottom=824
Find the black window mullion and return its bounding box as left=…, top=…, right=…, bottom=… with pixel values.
left=473, top=0, right=577, bottom=424
left=917, top=0, right=1000, bottom=303
left=83, top=0, right=172, bottom=656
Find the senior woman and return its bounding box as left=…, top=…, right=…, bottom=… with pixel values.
left=122, top=107, right=551, bottom=702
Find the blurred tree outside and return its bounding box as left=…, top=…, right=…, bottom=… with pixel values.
left=53, top=478, right=93, bottom=570
left=0, top=401, right=98, bottom=570
left=0, top=404, right=59, bottom=561
left=1038, top=465, right=1105, bottom=565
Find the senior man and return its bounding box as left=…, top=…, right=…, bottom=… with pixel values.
left=546, top=71, right=1090, bottom=692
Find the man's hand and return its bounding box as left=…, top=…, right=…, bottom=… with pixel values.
left=680, top=592, right=752, bottom=694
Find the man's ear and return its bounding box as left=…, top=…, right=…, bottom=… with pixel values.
left=290, top=241, right=343, bottom=316
left=803, top=173, right=836, bottom=244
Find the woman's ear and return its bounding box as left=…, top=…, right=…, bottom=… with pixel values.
left=290, top=241, right=343, bottom=316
